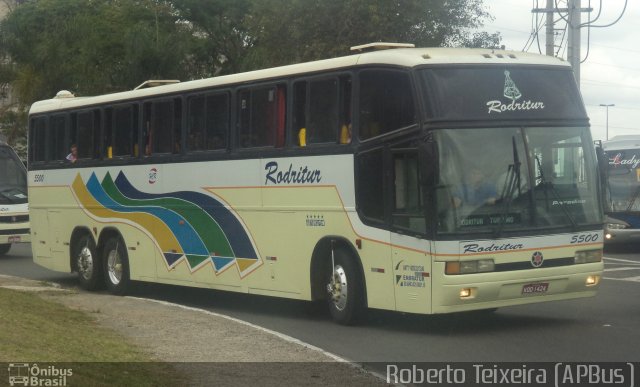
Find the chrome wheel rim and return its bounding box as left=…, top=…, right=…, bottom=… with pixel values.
left=77, top=246, right=94, bottom=280
left=107, top=248, right=122, bottom=285
left=327, top=265, right=348, bottom=311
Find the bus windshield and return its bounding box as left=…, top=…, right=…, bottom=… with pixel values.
left=435, top=127, right=602, bottom=236
left=605, top=148, right=640, bottom=212
left=0, top=146, right=28, bottom=205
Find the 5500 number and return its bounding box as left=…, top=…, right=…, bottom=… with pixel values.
left=570, top=233, right=599, bottom=244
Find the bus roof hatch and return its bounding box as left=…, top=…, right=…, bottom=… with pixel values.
left=134, top=80, right=180, bottom=90
left=350, top=42, right=415, bottom=52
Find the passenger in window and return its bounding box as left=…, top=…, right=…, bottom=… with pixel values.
left=66, top=144, right=78, bottom=163
left=452, top=168, right=497, bottom=208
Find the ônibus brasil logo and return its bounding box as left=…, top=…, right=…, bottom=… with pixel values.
left=486, top=70, right=545, bottom=114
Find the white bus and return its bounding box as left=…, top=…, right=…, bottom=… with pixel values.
left=0, top=142, right=29, bottom=257
left=601, top=135, right=640, bottom=244
left=28, top=45, right=604, bottom=324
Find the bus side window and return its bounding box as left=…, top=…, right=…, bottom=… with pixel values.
left=358, top=70, right=415, bottom=140
left=50, top=115, right=67, bottom=161
left=293, top=81, right=307, bottom=147
left=187, top=92, right=230, bottom=152
left=392, top=150, right=425, bottom=234
left=106, top=105, right=137, bottom=158
left=207, top=93, right=229, bottom=150
left=308, top=78, right=338, bottom=144
left=29, top=117, right=47, bottom=162
left=293, top=75, right=351, bottom=147
left=356, top=147, right=385, bottom=224
left=143, top=98, right=181, bottom=155
left=238, top=85, right=284, bottom=148
left=73, top=110, right=99, bottom=160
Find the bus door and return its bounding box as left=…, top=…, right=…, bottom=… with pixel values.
left=390, top=149, right=431, bottom=314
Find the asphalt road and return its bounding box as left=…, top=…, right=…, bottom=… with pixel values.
left=2, top=242, right=639, bottom=370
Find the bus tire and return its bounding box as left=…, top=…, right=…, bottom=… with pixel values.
left=0, top=243, right=11, bottom=256
left=103, top=236, right=130, bottom=295
left=74, top=234, right=102, bottom=291
left=326, top=248, right=366, bottom=325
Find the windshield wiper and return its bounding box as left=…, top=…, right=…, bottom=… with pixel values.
left=625, top=185, right=640, bottom=212
left=494, top=136, right=522, bottom=238
left=534, top=155, right=577, bottom=228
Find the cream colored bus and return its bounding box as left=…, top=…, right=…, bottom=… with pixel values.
left=28, top=45, right=604, bottom=324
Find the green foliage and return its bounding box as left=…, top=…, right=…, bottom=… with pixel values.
left=0, top=0, right=499, bottom=148
left=1, top=0, right=195, bottom=99
left=242, top=0, right=500, bottom=69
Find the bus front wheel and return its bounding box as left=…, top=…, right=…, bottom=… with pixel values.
left=326, top=248, right=366, bottom=325
left=74, top=234, right=102, bottom=291
left=103, top=237, right=130, bottom=295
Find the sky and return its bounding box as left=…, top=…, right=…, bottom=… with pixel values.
left=479, top=0, right=639, bottom=142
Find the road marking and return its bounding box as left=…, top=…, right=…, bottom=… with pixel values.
left=603, top=276, right=640, bottom=282
left=603, top=267, right=640, bottom=272
left=604, top=257, right=640, bottom=265
left=603, top=257, right=640, bottom=282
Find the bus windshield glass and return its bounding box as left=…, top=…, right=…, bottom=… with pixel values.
left=0, top=146, right=27, bottom=205
left=435, top=127, right=602, bottom=236
left=604, top=148, right=640, bottom=212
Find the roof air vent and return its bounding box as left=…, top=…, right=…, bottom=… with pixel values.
left=54, top=90, right=75, bottom=99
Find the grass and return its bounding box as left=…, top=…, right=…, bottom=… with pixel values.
left=0, top=287, right=184, bottom=386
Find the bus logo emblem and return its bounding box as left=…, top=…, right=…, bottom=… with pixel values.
left=531, top=251, right=544, bottom=268
left=503, top=70, right=522, bottom=101
left=486, top=70, right=545, bottom=114
left=148, top=168, right=158, bottom=184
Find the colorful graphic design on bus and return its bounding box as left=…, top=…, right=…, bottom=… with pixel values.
left=71, top=171, right=260, bottom=277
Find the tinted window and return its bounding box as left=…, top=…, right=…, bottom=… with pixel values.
left=239, top=85, right=285, bottom=148
left=359, top=70, right=415, bottom=140
left=187, top=92, right=229, bottom=151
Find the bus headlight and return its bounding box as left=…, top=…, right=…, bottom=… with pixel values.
left=586, top=275, right=600, bottom=286
left=574, top=249, right=602, bottom=264
left=446, top=259, right=495, bottom=275
left=606, top=222, right=628, bottom=230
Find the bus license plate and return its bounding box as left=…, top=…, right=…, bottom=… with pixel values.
left=522, top=282, right=549, bottom=295
left=8, top=236, right=20, bottom=243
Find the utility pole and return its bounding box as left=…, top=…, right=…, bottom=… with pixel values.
left=545, top=0, right=555, bottom=56
left=533, top=0, right=592, bottom=88
left=567, top=0, right=581, bottom=86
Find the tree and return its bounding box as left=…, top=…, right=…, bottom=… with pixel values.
left=0, top=0, right=197, bottom=100
left=242, top=0, right=501, bottom=69
left=171, top=0, right=252, bottom=76
left=0, top=0, right=499, bottom=150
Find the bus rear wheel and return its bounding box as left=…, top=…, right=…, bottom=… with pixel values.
left=326, top=248, right=366, bottom=325
left=74, top=234, right=102, bottom=291
left=0, top=243, right=11, bottom=256
left=103, top=237, right=130, bottom=295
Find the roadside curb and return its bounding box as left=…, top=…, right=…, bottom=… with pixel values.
left=0, top=274, right=388, bottom=385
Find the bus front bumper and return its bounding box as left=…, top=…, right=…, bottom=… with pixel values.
left=431, top=261, right=603, bottom=314
left=0, top=223, right=31, bottom=244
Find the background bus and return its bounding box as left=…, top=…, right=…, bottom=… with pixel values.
left=0, top=142, right=29, bottom=257
left=28, top=45, right=603, bottom=325
left=601, top=135, right=640, bottom=244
